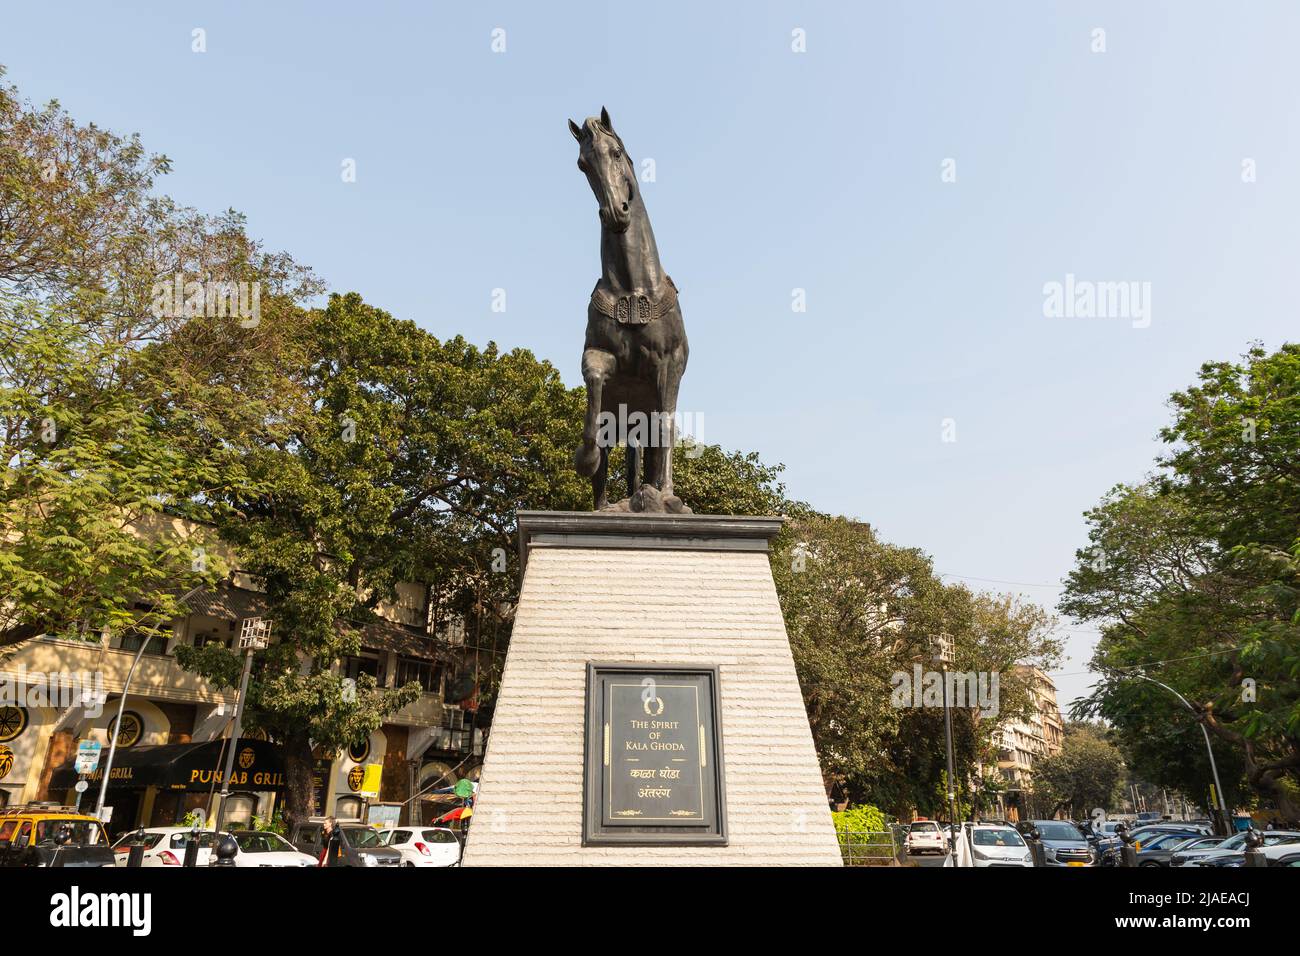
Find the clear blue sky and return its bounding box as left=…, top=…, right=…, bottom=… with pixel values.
left=6, top=1, right=1298, bottom=708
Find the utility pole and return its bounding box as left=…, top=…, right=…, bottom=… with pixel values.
left=214, top=617, right=270, bottom=830
left=934, top=634, right=960, bottom=864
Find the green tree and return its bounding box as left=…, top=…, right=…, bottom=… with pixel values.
left=1031, top=722, right=1126, bottom=819
left=0, top=293, right=225, bottom=647
left=1, top=68, right=318, bottom=650
left=1063, top=345, right=1300, bottom=816
left=177, top=292, right=593, bottom=827
left=773, top=515, right=1060, bottom=815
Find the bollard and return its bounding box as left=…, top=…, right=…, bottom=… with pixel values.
left=182, top=823, right=201, bottom=868
left=127, top=827, right=147, bottom=868
left=212, top=833, right=239, bottom=868
left=1243, top=827, right=1267, bottom=867
left=1028, top=827, right=1046, bottom=867
left=1116, top=822, right=1138, bottom=867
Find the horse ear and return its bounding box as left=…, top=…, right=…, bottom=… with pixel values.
left=568, top=119, right=583, bottom=141
left=600, top=106, right=613, bottom=131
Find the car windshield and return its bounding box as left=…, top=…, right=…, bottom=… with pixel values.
left=343, top=826, right=385, bottom=848
left=1143, top=832, right=1193, bottom=849
left=35, top=820, right=107, bottom=845
left=422, top=829, right=458, bottom=844
left=113, top=832, right=163, bottom=850
left=170, top=832, right=219, bottom=849
left=973, top=828, right=1024, bottom=847
left=911, top=822, right=938, bottom=831
left=1035, top=822, right=1083, bottom=841
left=1263, top=833, right=1300, bottom=846
left=235, top=832, right=293, bottom=853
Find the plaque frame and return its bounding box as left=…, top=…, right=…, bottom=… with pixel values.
left=582, top=662, right=728, bottom=846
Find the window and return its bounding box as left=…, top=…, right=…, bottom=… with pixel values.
left=220, top=793, right=257, bottom=828
left=341, top=826, right=384, bottom=848
left=396, top=658, right=442, bottom=694
left=422, top=829, right=458, bottom=844
left=335, top=796, right=363, bottom=820
left=169, top=832, right=218, bottom=850
left=342, top=656, right=384, bottom=685
left=114, top=832, right=164, bottom=850
left=193, top=631, right=232, bottom=650
left=118, top=632, right=169, bottom=656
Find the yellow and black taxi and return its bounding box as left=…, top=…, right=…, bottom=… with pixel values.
left=0, top=803, right=116, bottom=867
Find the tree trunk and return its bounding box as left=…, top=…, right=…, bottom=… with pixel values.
left=282, top=730, right=316, bottom=832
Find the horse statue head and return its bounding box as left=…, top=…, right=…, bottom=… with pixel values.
left=569, top=107, right=637, bottom=234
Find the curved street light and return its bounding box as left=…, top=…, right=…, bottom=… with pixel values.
left=1105, top=667, right=1233, bottom=833
left=93, top=584, right=207, bottom=821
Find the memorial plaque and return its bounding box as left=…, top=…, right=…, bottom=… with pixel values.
left=583, top=663, right=727, bottom=846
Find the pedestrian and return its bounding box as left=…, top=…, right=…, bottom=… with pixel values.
left=317, top=817, right=341, bottom=867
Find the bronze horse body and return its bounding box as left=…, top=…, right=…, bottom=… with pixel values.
left=569, top=108, right=690, bottom=513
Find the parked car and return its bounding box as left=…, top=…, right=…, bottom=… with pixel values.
left=1133, top=830, right=1216, bottom=867
left=288, top=820, right=403, bottom=867
left=0, top=804, right=115, bottom=868
left=218, top=830, right=318, bottom=867
left=111, top=827, right=227, bottom=867
left=1127, top=822, right=1211, bottom=848
left=1018, top=820, right=1096, bottom=866
left=378, top=826, right=461, bottom=867
left=1173, top=830, right=1300, bottom=867
left=965, top=823, right=1034, bottom=868
left=905, top=820, right=947, bottom=855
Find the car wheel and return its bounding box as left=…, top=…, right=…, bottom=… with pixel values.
left=404, top=861, right=415, bottom=867
left=1139, top=861, right=1161, bottom=867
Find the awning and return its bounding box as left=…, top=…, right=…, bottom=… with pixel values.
left=178, top=585, right=270, bottom=621
left=49, top=739, right=286, bottom=792
left=349, top=617, right=451, bottom=663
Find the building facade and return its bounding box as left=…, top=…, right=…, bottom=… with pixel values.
left=0, top=523, right=484, bottom=835
left=993, top=665, right=1064, bottom=820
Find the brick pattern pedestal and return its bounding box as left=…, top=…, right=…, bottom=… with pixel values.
left=462, top=512, right=842, bottom=866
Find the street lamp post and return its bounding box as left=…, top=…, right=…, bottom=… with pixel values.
left=1112, top=669, right=1232, bottom=834
left=214, top=617, right=270, bottom=830
left=934, top=634, right=961, bottom=863
left=94, top=584, right=207, bottom=822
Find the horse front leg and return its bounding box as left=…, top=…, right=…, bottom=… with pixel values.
left=576, top=348, right=617, bottom=506
left=655, top=364, right=683, bottom=497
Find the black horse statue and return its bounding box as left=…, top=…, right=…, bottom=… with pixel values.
left=569, top=107, right=690, bottom=513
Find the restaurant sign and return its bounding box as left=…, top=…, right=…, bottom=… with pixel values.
left=583, top=664, right=727, bottom=846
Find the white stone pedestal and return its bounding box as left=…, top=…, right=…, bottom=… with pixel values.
left=462, top=512, right=842, bottom=866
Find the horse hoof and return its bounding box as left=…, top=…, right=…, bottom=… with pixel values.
left=574, top=440, right=601, bottom=477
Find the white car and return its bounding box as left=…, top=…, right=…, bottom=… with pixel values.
left=111, top=827, right=227, bottom=867
left=905, top=820, right=947, bottom=855
left=1174, top=830, right=1300, bottom=866
left=965, top=824, right=1035, bottom=867
left=218, top=829, right=319, bottom=867
left=379, top=826, right=462, bottom=867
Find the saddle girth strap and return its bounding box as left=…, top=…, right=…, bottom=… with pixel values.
left=590, top=276, right=678, bottom=325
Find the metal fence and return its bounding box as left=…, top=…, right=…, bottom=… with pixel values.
left=837, top=829, right=901, bottom=866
